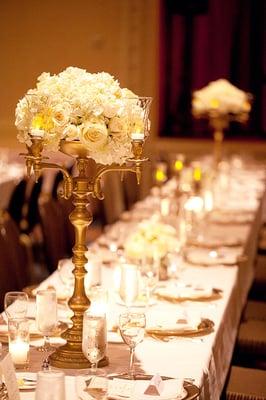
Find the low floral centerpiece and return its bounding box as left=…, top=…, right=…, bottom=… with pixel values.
left=15, top=66, right=147, bottom=165
left=124, top=219, right=179, bottom=260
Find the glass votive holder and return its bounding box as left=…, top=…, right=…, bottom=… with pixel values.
left=8, top=318, right=30, bottom=369
left=35, top=371, right=65, bottom=400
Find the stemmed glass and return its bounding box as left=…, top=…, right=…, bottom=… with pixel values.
left=4, top=292, right=28, bottom=320
left=119, top=264, right=139, bottom=308
left=139, top=256, right=159, bottom=306
left=119, top=311, right=146, bottom=379
left=82, top=311, right=107, bottom=375
left=36, top=289, right=58, bottom=369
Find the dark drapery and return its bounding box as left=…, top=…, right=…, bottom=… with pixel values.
left=159, top=0, right=265, bottom=139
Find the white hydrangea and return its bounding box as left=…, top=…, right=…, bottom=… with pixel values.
left=15, top=67, right=146, bottom=165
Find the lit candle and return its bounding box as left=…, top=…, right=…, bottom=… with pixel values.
left=131, top=132, right=144, bottom=141
left=9, top=340, right=29, bottom=365
left=193, top=167, right=202, bottom=182
left=174, top=160, right=183, bottom=172
left=119, top=264, right=139, bottom=306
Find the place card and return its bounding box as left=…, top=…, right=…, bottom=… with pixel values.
left=144, top=374, right=164, bottom=395
left=0, top=352, right=20, bottom=400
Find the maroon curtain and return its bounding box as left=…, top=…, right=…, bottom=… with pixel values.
left=159, top=0, right=265, bottom=139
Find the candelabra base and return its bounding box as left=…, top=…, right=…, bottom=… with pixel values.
left=49, top=345, right=109, bottom=369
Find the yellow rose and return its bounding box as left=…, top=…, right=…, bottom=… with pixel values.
left=80, top=120, right=108, bottom=151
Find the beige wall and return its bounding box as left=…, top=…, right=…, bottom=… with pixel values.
left=0, top=0, right=160, bottom=148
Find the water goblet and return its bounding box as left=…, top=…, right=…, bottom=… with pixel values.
left=140, top=256, right=159, bottom=306
left=35, top=371, right=65, bottom=400
left=119, top=264, right=139, bottom=308
left=36, top=289, right=58, bottom=369
left=119, top=311, right=146, bottom=379
left=4, top=291, right=28, bottom=320
left=82, top=311, right=107, bottom=375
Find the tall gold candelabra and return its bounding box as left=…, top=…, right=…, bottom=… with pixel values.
left=22, top=138, right=147, bottom=369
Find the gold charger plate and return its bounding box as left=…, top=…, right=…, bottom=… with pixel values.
left=156, top=288, right=222, bottom=303
left=108, top=374, right=199, bottom=400
left=0, top=321, right=68, bottom=343
left=146, top=318, right=214, bottom=338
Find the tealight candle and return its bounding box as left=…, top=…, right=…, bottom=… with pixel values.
left=131, top=132, right=144, bottom=141
left=9, top=340, right=29, bottom=366
left=8, top=318, right=30, bottom=368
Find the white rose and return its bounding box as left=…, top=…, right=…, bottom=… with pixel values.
left=63, top=124, right=81, bottom=141
left=80, top=120, right=108, bottom=151
left=103, top=103, right=119, bottom=119
left=52, top=105, right=70, bottom=127
left=109, top=116, right=124, bottom=132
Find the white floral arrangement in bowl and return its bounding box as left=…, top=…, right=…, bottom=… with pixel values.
left=124, top=219, right=180, bottom=260
left=15, top=66, right=150, bottom=165
left=192, top=79, right=252, bottom=119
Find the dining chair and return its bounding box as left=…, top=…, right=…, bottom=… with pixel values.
left=243, top=300, right=266, bottom=322
left=226, top=366, right=266, bottom=400
left=0, top=212, right=31, bottom=309
left=38, top=195, right=71, bottom=273
left=234, top=319, right=266, bottom=370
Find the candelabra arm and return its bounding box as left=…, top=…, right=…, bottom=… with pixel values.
left=92, top=164, right=142, bottom=200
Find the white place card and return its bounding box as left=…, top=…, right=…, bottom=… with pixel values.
left=0, top=352, right=20, bottom=400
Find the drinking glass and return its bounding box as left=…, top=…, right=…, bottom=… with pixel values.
left=82, top=311, right=107, bottom=375
left=139, top=256, right=159, bottom=306
left=119, top=264, right=139, bottom=308
left=8, top=318, right=30, bottom=369
left=36, top=289, right=58, bottom=369
left=35, top=371, right=65, bottom=400
left=4, top=292, right=28, bottom=320
left=119, top=311, right=146, bottom=379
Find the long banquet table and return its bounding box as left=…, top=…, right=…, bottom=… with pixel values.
left=1, top=164, right=265, bottom=400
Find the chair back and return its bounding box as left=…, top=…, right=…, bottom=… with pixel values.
left=0, top=212, right=31, bottom=310
left=39, top=196, right=70, bottom=273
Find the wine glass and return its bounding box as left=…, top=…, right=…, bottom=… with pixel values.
left=82, top=311, right=107, bottom=375
left=36, top=289, right=58, bottom=369
left=119, top=311, right=146, bottom=379
left=139, top=256, right=159, bottom=306
left=119, top=264, right=139, bottom=308
left=4, top=292, right=28, bottom=320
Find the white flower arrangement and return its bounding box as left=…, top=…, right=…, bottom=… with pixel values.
left=192, top=79, right=251, bottom=117
left=15, top=67, right=147, bottom=165
left=124, top=220, right=179, bottom=260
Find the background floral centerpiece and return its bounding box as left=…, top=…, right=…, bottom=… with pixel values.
left=124, top=219, right=179, bottom=260
left=15, top=66, right=147, bottom=165
left=192, top=79, right=252, bottom=120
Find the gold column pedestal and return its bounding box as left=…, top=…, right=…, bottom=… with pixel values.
left=24, top=139, right=146, bottom=369
left=49, top=157, right=108, bottom=369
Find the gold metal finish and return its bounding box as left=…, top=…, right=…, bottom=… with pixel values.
left=22, top=138, right=147, bottom=368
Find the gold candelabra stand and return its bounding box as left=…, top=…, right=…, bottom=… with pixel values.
left=22, top=137, right=147, bottom=369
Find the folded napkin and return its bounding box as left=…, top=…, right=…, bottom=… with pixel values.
left=146, top=310, right=201, bottom=334
left=108, top=377, right=184, bottom=400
